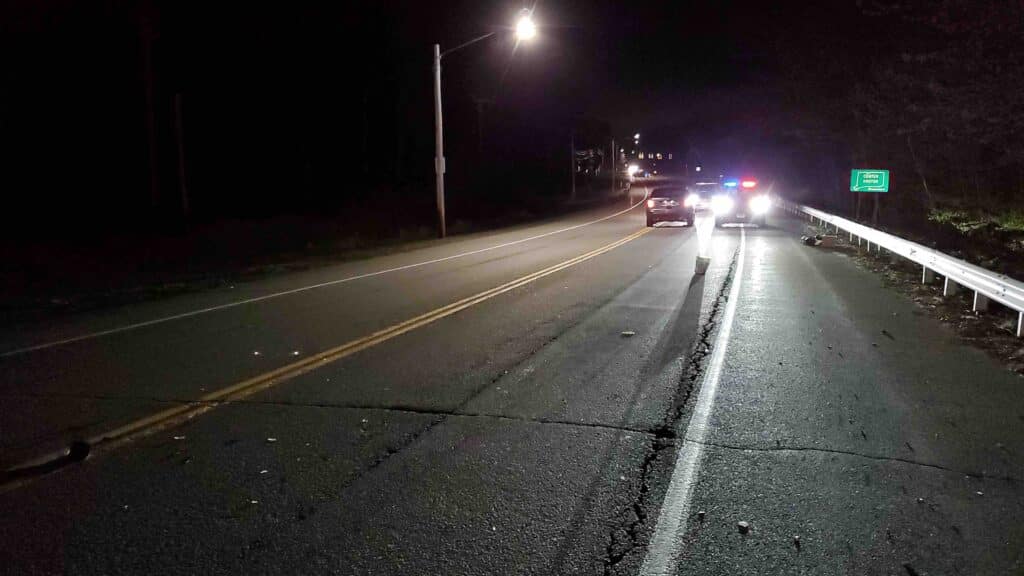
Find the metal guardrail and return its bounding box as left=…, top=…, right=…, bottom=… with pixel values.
left=775, top=198, right=1024, bottom=337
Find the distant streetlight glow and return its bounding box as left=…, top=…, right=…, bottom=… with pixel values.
left=634, top=133, right=640, bottom=140
left=516, top=14, right=537, bottom=41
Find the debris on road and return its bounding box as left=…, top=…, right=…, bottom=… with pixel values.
left=173, top=436, right=186, bottom=441
left=737, top=521, right=750, bottom=534
left=621, top=331, right=636, bottom=338
left=266, top=437, right=278, bottom=443
left=697, top=511, right=706, bottom=522
left=881, top=329, right=896, bottom=340
left=793, top=535, right=801, bottom=550
left=801, top=234, right=837, bottom=247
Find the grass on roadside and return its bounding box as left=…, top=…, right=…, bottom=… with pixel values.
left=927, top=206, right=1024, bottom=234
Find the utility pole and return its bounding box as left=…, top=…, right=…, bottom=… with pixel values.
left=432, top=44, right=446, bottom=238
left=173, top=93, right=189, bottom=223
left=611, top=138, right=616, bottom=197
left=141, top=14, right=160, bottom=211
left=570, top=133, right=576, bottom=202
left=470, top=96, right=492, bottom=157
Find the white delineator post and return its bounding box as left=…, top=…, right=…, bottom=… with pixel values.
left=433, top=44, right=446, bottom=239
left=694, top=211, right=714, bottom=274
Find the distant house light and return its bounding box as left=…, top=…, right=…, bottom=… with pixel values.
left=656, top=153, right=663, bottom=160
left=668, top=153, right=673, bottom=160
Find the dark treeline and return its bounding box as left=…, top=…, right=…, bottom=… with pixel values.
left=770, top=0, right=1024, bottom=226
left=0, top=1, right=605, bottom=243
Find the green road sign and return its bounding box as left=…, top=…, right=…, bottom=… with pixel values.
left=850, top=169, right=889, bottom=192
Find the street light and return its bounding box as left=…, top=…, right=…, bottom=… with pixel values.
left=515, top=14, right=537, bottom=40
left=432, top=11, right=537, bottom=238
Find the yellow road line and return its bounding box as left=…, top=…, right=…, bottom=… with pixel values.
left=3, top=226, right=653, bottom=488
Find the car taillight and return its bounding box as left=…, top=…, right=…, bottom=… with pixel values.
left=741, top=180, right=757, bottom=189
left=647, top=200, right=655, bottom=208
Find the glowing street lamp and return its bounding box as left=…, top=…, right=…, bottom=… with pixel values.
left=515, top=14, right=537, bottom=41
left=433, top=11, right=537, bottom=238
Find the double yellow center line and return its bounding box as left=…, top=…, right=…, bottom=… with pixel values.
left=5, top=226, right=652, bottom=487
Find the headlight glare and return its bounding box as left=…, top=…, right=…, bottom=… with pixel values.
left=749, top=195, right=771, bottom=215
left=711, top=195, right=734, bottom=215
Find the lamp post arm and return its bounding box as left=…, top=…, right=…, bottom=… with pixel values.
left=441, top=31, right=498, bottom=58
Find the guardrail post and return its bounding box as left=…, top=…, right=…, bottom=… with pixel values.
left=943, top=277, right=959, bottom=296
left=973, top=292, right=990, bottom=312
left=1018, top=311, right=1023, bottom=338
left=922, top=266, right=935, bottom=284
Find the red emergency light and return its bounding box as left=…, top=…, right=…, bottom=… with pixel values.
left=741, top=179, right=757, bottom=189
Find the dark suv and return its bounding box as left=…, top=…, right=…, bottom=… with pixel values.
left=646, top=186, right=690, bottom=227
left=645, top=182, right=722, bottom=227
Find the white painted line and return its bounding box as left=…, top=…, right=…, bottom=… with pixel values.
left=1, top=192, right=649, bottom=358
left=639, top=228, right=746, bottom=576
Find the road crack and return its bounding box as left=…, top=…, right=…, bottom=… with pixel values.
left=686, top=437, right=1019, bottom=482
left=602, top=245, right=741, bottom=575
left=222, top=398, right=656, bottom=435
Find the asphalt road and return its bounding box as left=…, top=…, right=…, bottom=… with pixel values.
left=1, top=186, right=1022, bottom=575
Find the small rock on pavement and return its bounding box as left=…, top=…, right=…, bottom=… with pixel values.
left=697, top=511, right=706, bottom=522
left=621, top=331, right=637, bottom=337
left=737, top=521, right=750, bottom=534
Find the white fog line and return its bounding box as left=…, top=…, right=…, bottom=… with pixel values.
left=1, top=193, right=649, bottom=358
left=639, top=227, right=746, bottom=576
